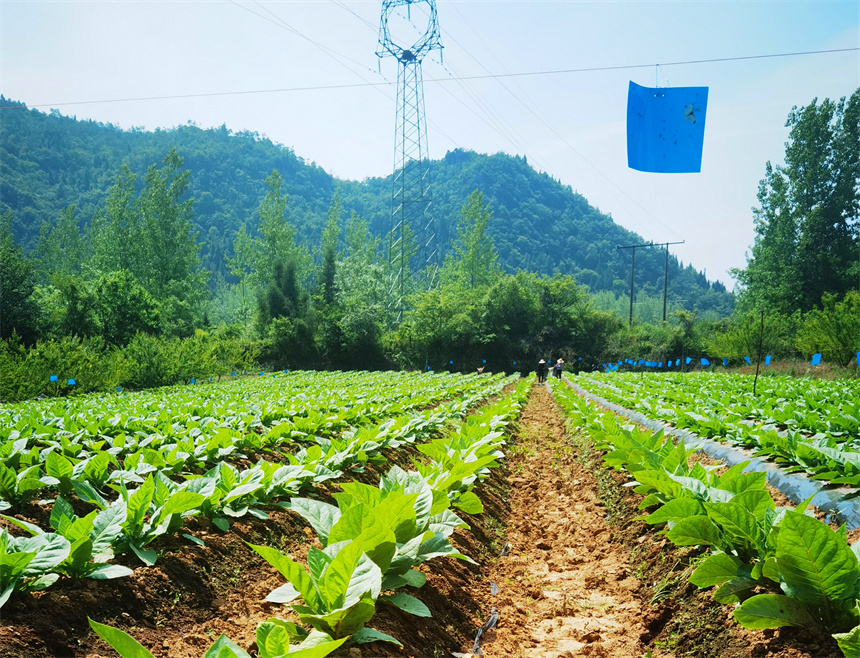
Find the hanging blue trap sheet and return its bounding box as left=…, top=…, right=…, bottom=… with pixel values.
left=627, top=81, right=709, bottom=173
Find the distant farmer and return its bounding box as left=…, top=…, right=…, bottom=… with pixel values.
left=554, top=359, right=564, bottom=379
left=477, top=365, right=485, bottom=374
left=536, top=359, right=548, bottom=383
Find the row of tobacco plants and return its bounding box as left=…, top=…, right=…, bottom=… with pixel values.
left=577, top=372, right=860, bottom=488
left=551, top=378, right=860, bottom=657
left=0, top=370, right=523, bottom=656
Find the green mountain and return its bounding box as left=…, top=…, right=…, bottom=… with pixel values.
left=0, top=97, right=732, bottom=316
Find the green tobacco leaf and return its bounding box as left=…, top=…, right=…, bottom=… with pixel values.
left=712, top=577, right=758, bottom=604
left=379, top=593, right=431, bottom=617
left=327, top=506, right=366, bottom=546
left=777, top=511, right=860, bottom=606
left=49, top=497, right=76, bottom=535
left=704, top=502, right=763, bottom=551
left=665, top=516, right=723, bottom=548
left=88, top=564, right=135, bottom=580
left=350, top=626, right=403, bottom=647
left=689, top=552, right=750, bottom=588
left=91, top=501, right=128, bottom=556
left=833, top=623, right=860, bottom=658
left=264, top=582, right=301, bottom=604
left=0, top=582, right=15, bottom=609
left=18, top=533, right=70, bottom=576
left=307, top=547, right=332, bottom=582
left=453, top=491, right=483, bottom=515
left=72, top=480, right=108, bottom=510
left=296, top=597, right=376, bottom=638
left=288, top=630, right=348, bottom=658
left=355, top=524, right=396, bottom=574
left=88, top=618, right=155, bottom=658
left=343, top=551, right=382, bottom=610
left=248, top=543, right=321, bottom=611
left=202, top=634, right=252, bottom=658
left=401, top=569, right=426, bottom=588
left=130, top=543, right=157, bottom=566
left=256, top=620, right=291, bottom=658
left=730, top=489, right=775, bottom=522
left=46, top=452, right=73, bottom=481
left=734, top=594, right=815, bottom=629
left=162, top=490, right=204, bottom=517
left=643, top=498, right=704, bottom=525
left=290, top=498, right=341, bottom=546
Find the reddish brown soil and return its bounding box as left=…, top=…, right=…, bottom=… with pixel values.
left=0, top=383, right=847, bottom=658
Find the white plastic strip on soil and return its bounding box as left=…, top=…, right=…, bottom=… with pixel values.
left=564, top=376, right=860, bottom=530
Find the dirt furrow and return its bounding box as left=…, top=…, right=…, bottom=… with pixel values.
left=472, top=383, right=650, bottom=658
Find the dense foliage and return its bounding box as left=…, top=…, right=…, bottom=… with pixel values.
left=1, top=90, right=857, bottom=397
left=733, top=88, right=860, bottom=314
left=0, top=96, right=730, bottom=310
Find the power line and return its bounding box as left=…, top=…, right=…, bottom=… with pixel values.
left=3, top=47, right=856, bottom=111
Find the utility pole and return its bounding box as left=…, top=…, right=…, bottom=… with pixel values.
left=377, top=0, right=443, bottom=324
left=617, top=240, right=684, bottom=326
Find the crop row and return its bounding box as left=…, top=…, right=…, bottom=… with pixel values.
left=0, top=371, right=504, bottom=512
left=84, top=378, right=531, bottom=657
left=0, top=371, right=516, bottom=609
left=551, top=378, right=860, bottom=658
left=574, top=372, right=860, bottom=488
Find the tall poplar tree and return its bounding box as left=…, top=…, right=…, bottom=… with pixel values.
left=735, top=88, right=860, bottom=313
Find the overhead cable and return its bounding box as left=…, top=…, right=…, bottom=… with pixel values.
left=3, top=47, right=857, bottom=111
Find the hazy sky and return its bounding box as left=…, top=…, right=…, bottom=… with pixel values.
left=2, top=1, right=859, bottom=288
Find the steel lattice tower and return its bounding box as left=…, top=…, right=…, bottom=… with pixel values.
left=377, top=0, right=442, bottom=323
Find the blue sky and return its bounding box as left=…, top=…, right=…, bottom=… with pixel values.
left=2, top=1, right=859, bottom=288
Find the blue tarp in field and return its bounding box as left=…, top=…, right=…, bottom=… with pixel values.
left=627, top=81, right=709, bottom=173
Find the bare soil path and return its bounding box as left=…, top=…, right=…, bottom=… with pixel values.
left=470, top=383, right=651, bottom=658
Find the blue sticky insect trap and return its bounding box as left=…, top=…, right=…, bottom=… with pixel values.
left=811, top=353, right=822, bottom=366
left=627, top=81, right=708, bottom=173
left=744, top=356, right=752, bottom=365
left=723, top=357, right=728, bottom=367
left=190, top=379, right=196, bottom=384
left=765, top=355, right=771, bottom=365
left=701, top=358, right=710, bottom=366
left=50, top=375, right=58, bottom=382
left=686, top=357, right=692, bottom=365
left=67, top=379, right=76, bottom=386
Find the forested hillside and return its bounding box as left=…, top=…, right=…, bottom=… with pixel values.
left=0, top=97, right=731, bottom=315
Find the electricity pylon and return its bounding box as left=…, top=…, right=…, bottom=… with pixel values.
left=377, top=0, right=442, bottom=324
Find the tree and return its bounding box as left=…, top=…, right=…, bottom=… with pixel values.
left=35, top=205, right=86, bottom=280
left=138, top=148, right=207, bottom=305
left=93, top=270, right=160, bottom=346
left=227, top=224, right=257, bottom=325
left=735, top=89, right=860, bottom=313
left=449, top=190, right=498, bottom=289
left=0, top=212, right=40, bottom=343
left=319, top=192, right=341, bottom=305
left=90, top=165, right=141, bottom=277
